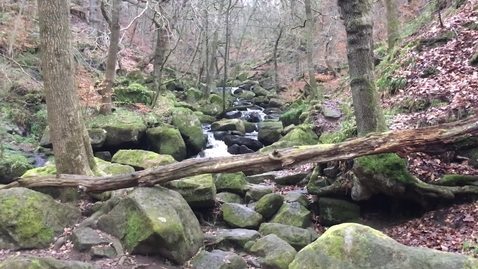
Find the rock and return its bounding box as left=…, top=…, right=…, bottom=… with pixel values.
left=258, top=78, right=275, bottom=90
left=274, top=172, right=307, bottom=185
left=223, top=134, right=263, bottom=151
left=279, top=105, right=307, bottom=127
left=112, top=149, right=176, bottom=170
left=211, top=119, right=246, bottom=134
left=164, top=174, right=216, bottom=208
left=254, top=193, right=284, bottom=219
left=318, top=198, right=360, bottom=226
left=268, top=98, right=286, bottom=108
left=0, top=188, right=81, bottom=250
left=224, top=110, right=243, bottom=119
left=289, top=223, right=478, bottom=269
left=205, top=229, right=261, bottom=249
left=195, top=111, right=216, bottom=124
left=0, top=255, right=98, bottom=269
left=242, top=121, right=256, bottom=133
left=199, top=95, right=223, bottom=116
left=102, top=123, right=147, bottom=148
left=239, top=90, right=256, bottom=100
left=246, top=172, right=276, bottom=184
left=171, top=107, right=206, bottom=154
left=113, top=83, right=153, bottom=104
left=88, top=128, right=107, bottom=149
left=252, top=85, right=270, bottom=97
left=70, top=227, right=110, bottom=252
left=323, top=166, right=340, bottom=178
left=221, top=203, right=263, bottom=228
left=146, top=126, right=187, bottom=161
left=281, top=124, right=296, bottom=135
left=270, top=202, right=312, bottom=228
left=245, top=184, right=274, bottom=202
left=245, top=111, right=262, bottom=123
left=186, top=87, right=203, bottom=102
left=96, top=158, right=135, bottom=175
left=189, top=249, right=248, bottom=269
left=0, top=151, right=33, bottom=184
left=257, top=121, right=283, bottom=146
left=322, top=106, right=342, bottom=119
left=227, top=144, right=241, bottom=154
left=90, top=245, right=117, bottom=259
left=94, top=151, right=111, bottom=162
left=283, top=191, right=309, bottom=207
left=214, top=173, right=249, bottom=195
left=96, top=187, right=203, bottom=264
left=261, top=125, right=319, bottom=152
left=249, top=234, right=297, bottom=269
left=259, top=223, right=319, bottom=251
left=216, top=192, right=244, bottom=204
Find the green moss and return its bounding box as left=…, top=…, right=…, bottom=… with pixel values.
left=86, top=108, right=145, bottom=128
left=434, top=174, right=478, bottom=186
left=113, top=83, right=153, bottom=105
left=356, top=153, right=415, bottom=185
left=280, top=104, right=308, bottom=126
left=124, top=206, right=151, bottom=250
left=21, top=165, right=57, bottom=177
left=0, top=149, right=34, bottom=180
left=319, top=120, right=357, bottom=144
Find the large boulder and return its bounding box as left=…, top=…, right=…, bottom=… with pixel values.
left=164, top=174, right=216, bottom=208
left=96, top=187, right=204, bottom=264
left=189, top=250, right=248, bottom=269
left=257, top=121, right=283, bottom=146
left=249, top=234, right=297, bottom=269
left=146, top=126, right=187, bottom=161
left=289, top=223, right=478, bottom=269
left=254, top=193, right=284, bottom=219
left=186, top=87, right=203, bottom=102
left=259, top=223, right=319, bottom=251
left=211, top=119, right=246, bottom=134
left=0, top=255, right=98, bottom=269
left=204, top=228, right=261, bottom=250
left=40, top=126, right=107, bottom=149
left=214, top=173, right=250, bottom=195
left=0, top=150, right=33, bottom=184
left=111, top=149, right=176, bottom=170
left=279, top=105, right=308, bottom=127
left=261, top=125, right=319, bottom=152
left=270, top=202, right=312, bottom=228
left=221, top=203, right=263, bottom=229
left=171, top=107, right=206, bottom=155
left=223, top=134, right=264, bottom=151
left=0, top=188, right=81, bottom=250
left=102, top=123, right=147, bottom=148
left=318, top=197, right=360, bottom=226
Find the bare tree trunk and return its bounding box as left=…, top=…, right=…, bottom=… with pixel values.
left=89, top=0, right=101, bottom=35
left=304, top=0, right=320, bottom=100
left=37, top=0, right=95, bottom=175
left=100, top=0, right=122, bottom=115
left=273, top=25, right=283, bottom=89
left=338, top=0, right=387, bottom=136
left=385, top=0, right=400, bottom=52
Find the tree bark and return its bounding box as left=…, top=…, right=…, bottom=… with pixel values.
left=204, top=0, right=225, bottom=99
left=304, top=0, right=320, bottom=100
left=385, top=0, right=400, bottom=52
left=100, top=0, right=122, bottom=115
left=37, top=0, right=95, bottom=175
left=4, top=117, right=478, bottom=192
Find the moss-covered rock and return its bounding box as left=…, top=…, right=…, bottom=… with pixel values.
left=0, top=188, right=80, bottom=250
left=112, top=149, right=176, bottom=170
left=242, top=121, right=256, bottom=133
left=245, top=184, right=274, bottom=202
left=260, top=124, right=319, bottom=152
left=270, top=202, right=312, bottom=228
left=189, top=249, right=248, bottom=269
left=259, top=223, right=319, bottom=251
left=216, top=192, right=244, bottom=204
left=96, top=187, right=204, bottom=264
left=211, top=119, right=246, bottom=134
left=254, top=193, right=284, bottom=219
left=185, top=88, right=203, bottom=102
left=195, top=111, right=216, bottom=124
left=280, top=104, right=308, bottom=127
left=171, top=107, right=206, bottom=155
left=289, top=223, right=478, bottom=269
left=221, top=203, right=263, bottom=229
left=204, top=228, right=261, bottom=250
left=214, top=173, right=250, bottom=195
left=239, top=91, right=256, bottom=100
left=113, top=83, right=153, bottom=105
left=252, top=85, right=270, bottom=97
left=318, top=198, right=360, bottom=226
left=40, top=126, right=107, bottom=149
left=146, top=126, right=187, bottom=161
left=249, top=234, right=297, bottom=269
left=96, top=158, right=135, bottom=175
left=0, top=149, right=34, bottom=184
left=257, top=121, right=283, bottom=146
left=164, top=174, right=216, bottom=208
left=0, top=254, right=97, bottom=269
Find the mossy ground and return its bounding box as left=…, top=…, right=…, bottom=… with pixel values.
left=356, top=153, right=415, bottom=185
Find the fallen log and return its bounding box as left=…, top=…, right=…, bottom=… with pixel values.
left=1, top=117, right=478, bottom=193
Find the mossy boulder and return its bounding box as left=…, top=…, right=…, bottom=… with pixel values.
left=195, top=111, right=216, bottom=124
left=0, top=255, right=97, bottom=269
left=204, top=228, right=261, bottom=250
left=0, top=188, right=81, bottom=250
left=146, top=126, right=187, bottom=161
left=112, top=149, right=176, bottom=170
left=214, top=172, right=250, bottom=195
left=216, top=192, right=244, bottom=204
left=259, top=223, right=319, bottom=251
left=211, top=119, right=246, bottom=134
left=254, top=193, right=284, bottom=219
left=189, top=250, right=248, bottom=269
left=0, top=150, right=34, bottom=184
left=245, top=184, right=274, bottom=202
left=239, top=90, right=255, bottom=100
left=242, top=121, right=256, bottom=133
left=96, top=187, right=204, bottom=264
left=260, top=124, right=319, bottom=152
left=164, top=174, right=216, bottom=208
left=289, top=223, right=478, bottom=269
left=318, top=198, right=360, bottom=226
left=257, top=121, right=283, bottom=146
left=252, top=85, right=270, bottom=97
left=249, top=234, right=297, bottom=269
left=171, top=107, right=206, bottom=155
left=113, top=83, right=153, bottom=105
left=270, top=202, right=312, bottom=228
left=96, top=158, right=135, bottom=175
left=280, top=104, right=308, bottom=127
left=40, top=126, right=107, bottom=149
left=185, top=88, right=203, bottom=102
left=221, top=203, right=263, bottom=229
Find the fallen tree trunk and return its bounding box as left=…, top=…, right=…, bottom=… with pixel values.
left=2, top=117, right=478, bottom=193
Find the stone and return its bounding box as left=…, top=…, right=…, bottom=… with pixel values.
left=189, top=250, right=248, bottom=269
left=90, top=245, right=117, bottom=259
left=245, top=172, right=276, bottom=184
left=257, top=121, right=283, bottom=146
left=260, top=125, right=319, bottom=152
left=211, top=119, right=246, bottom=134
left=270, top=202, right=312, bottom=228
left=318, top=198, right=360, bottom=226
left=254, top=193, right=284, bottom=220
left=221, top=203, right=263, bottom=228
left=245, top=111, right=262, bottom=123
left=0, top=255, right=98, bottom=269
left=252, top=85, right=270, bottom=97
left=283, top=191, right=309, bottom=207
left=186, top=87, right=203, bottom=102
left=268, top=98, right=286, bottom=108
left=245, top=184, right=274, bottom=202
left=164, top=174, right=216, bottom=208
left=146, top=126, right=187, bottom=161
left=204, top=229, right=261, bottom=249
left=96, top=158, right=135, bottom=175
left=0, top=188, right=80, bottom=250
left=223, top=134, right=263, bottom=151
left=216, top=192, right=244, bottom=204
left=40, top=126, right=107, bottom=149
left=94, top=151, right=111, bottom=162
left=274, top=172, right=308, bottom=185
left=214, top=173, right=249, bottom=195
left=249, top=234, right=297, bottom=269
left=289, top=223, right=478, bottom=269
left=171, top=107, right=206, bottom=154
left=259, top=223, right=319, bottom=251
left=96, top=187, right=203, bottom=264
left=322, top=106, right=342, bottom=119
left=70, top=227, right=110, bottom=252
left=102, top=123, right=147, bottom=148
left=242, top=121, right=256, bottom=133
left=111, top=149, right=176, bottom=170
